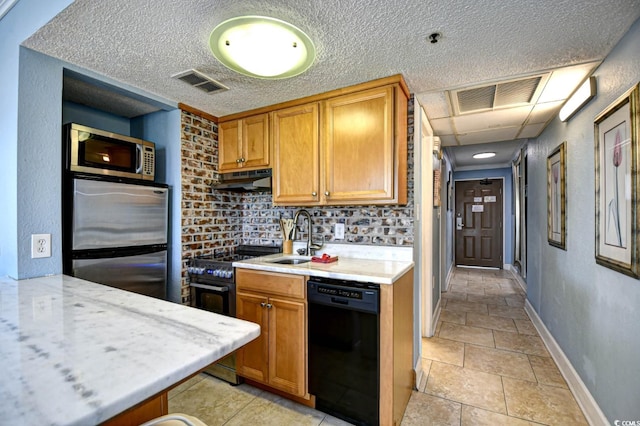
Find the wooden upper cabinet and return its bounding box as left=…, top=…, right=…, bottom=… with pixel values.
left=324, top=86, right=396, bottom=204
left=272, top=103, right=321, bottom=205
left=219, top=75, right=408, bottom=205
left=272, top=83, right=407, bottom=206
left=219, top=113, right=269, bottom=172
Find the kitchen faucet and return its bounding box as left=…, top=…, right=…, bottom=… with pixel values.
left=293, top=209, right=324, bottom=256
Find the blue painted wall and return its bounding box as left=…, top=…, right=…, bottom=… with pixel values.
left=132, top=111, right=183, bottom=302
left=62, top=101, right=131, bottom=135
left=453, top=167, right=514, bottom=265
left=1, top=2, right=179, bottom=282
left=526, top=18, right=640, bottom=421
left=0, top=0, right=73, bottom=278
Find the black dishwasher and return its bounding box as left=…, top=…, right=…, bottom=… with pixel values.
left=308, top=277, right=380, bottom=426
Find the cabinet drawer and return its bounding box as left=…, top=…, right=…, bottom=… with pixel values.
left=236, top=269, right=306, bottom=299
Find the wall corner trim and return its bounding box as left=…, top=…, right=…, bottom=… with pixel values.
left=524, top=300, right=609, bottom=426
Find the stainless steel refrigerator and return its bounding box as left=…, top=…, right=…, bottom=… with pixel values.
left=63, top=175, right=169, bottom=299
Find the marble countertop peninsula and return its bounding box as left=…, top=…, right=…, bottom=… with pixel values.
left=0, top=274, right=260, bottom=425
left=234, top=243, right=414, bottom=284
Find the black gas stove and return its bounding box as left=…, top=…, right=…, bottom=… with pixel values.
left=188, top=244, right=281, bottom=385
left=188, top=244, right=281, bottom=314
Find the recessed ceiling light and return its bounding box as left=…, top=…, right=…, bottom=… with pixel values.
left=209, top=16, right=315, bottom=79
left=473, top=152, right=496, bottom=159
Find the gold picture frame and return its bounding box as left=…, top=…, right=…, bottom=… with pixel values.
left=594, top=83, right=640, bottom=277
left=547, top=141, right=566, bottom=249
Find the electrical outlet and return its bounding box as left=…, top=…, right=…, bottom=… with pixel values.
left=335, top=223, right=345, bottom=240
left=31, top=234, right=51, bottom=258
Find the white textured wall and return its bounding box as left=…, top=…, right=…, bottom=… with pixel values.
left=527, top=17, right=640, bottom=421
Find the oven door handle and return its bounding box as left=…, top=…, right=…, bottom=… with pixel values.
left=190, top=283, right=229, bottom=292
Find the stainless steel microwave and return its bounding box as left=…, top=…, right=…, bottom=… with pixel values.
left=64, top=123, right=155, bottom=181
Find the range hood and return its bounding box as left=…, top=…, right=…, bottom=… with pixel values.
left=211, top=168, right=272, bottom=192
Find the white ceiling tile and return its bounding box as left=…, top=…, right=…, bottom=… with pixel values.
left=457, top=127, right=521, bottom=145
left=430, top=117, right=454, bottom=134
left=518, top=123, right=547, bottom=138
left=528, top=100, right=563, bottom=124
left=537, top=62, right=599, bottom=103
left=439, top=135, right=459, bottom=146
left=452, top=106, right=532, bottom=133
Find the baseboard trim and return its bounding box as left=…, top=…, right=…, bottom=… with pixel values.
left=444, top=264, right=453, bottom=292
left=431, top=298, right=442, bottom=337
left=414, top=357, right=423, bottom=391
left=506, top=264, right=527, bottom=292
left=524, top=300, right=608, bottom=426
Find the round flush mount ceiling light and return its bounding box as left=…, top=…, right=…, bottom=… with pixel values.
left=209, top=16, right=316, bottom=79
left=472, top=152, right=496, bottom=159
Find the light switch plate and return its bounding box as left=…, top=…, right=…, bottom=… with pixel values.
left=31, top=234, right=51, bottom=258
left=335, top=223, right=345, bottom=240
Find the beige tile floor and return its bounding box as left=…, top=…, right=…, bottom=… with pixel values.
left=168, top=267, right=588, bottom=426
left=403, top=267, right=588, bottom=425
left=168, top=373, right=352, bottom=426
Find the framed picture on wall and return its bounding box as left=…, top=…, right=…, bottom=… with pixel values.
left=547, top=141, right=566, bottom=249
left=594, top=83, right=640, bottom=277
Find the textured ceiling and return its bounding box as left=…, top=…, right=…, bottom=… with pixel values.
left=21, top=0, right=640, bottom=168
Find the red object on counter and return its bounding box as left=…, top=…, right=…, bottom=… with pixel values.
left=311, top=254, right=339, bottom=263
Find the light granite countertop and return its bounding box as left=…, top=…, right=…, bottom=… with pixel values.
left=233, top=244, right=414, bottom=284
left=0, top=274, right=260, bottom=426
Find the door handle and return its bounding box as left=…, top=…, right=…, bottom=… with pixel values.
left=456, top=217, right=464, bottom=230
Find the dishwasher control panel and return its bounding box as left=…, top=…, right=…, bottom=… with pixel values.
left=308, top=278, right=379, bottom=313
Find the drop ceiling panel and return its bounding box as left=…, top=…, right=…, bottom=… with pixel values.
left=528, top=100, right=564, bottom=124
left=430, top=117, right=454, bottom=134
left=439, top=135, right=458, bottom=146
left=518, top=123, right=547, bottom=138
left=457, top=127, right=521, bottom=145
left=537, top=62, right=600, bottom=103
left=452, top=106, right=532, bottom=133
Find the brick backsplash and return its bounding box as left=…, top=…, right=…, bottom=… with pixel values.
left=179, top=96, right=415, bottom=303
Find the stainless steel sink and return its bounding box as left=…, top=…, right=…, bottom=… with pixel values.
left=270, top=258, right=311, bottom=265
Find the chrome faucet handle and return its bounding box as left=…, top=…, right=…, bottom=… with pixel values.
left=297, top=248, right=307, bottom=256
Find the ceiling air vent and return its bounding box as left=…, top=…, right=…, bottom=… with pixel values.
left=171, top=69, right=229, bottom=94
left=451, top=74, right=547, bottom=115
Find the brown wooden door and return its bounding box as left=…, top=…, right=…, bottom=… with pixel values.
left=235, top=292, right=269, bottom=383
left=271, top=103, right=320, bottom=205
left=218, top=120, right=242, bottom=171
left=267, top=296, right=306, bottom=397
left=455, top=179, right=503, bottom=268
left=241, top=113, right=269, bottom=169
left=323, top=86, right=394, bottom=204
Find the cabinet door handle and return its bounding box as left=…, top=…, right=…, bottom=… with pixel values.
left=260, top=302, right=266, bottom=307
left=311, top=192, right=317, bottom=196
left=325, top=191, right=330, bottom=196
left=266, top=303, right=273, bottom=309
left=240, top=157, right=246, bottom=162
left=236, top=158, right=242, bottom=163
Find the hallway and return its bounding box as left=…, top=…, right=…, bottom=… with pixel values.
left=401, top=267, right=587, bottom=425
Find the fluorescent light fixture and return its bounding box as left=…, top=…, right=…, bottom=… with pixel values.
left=473, top=152, right=496, bottom=159
left=209, top=16, right=315, bottom=79
left=559, top=76, right=596, bottom=122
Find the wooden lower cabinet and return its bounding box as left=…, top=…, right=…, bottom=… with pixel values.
left=235, top=269, right=308, bottom=399
left=101, top=392, right=167, bottom=426
left=235, top=267, right=415, bottom=424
